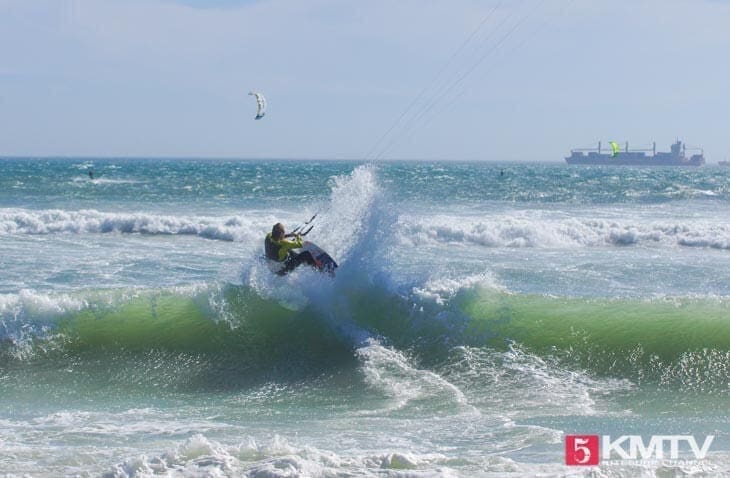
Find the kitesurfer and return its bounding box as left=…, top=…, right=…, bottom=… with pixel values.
left=264, top=223, right=316, bottom=275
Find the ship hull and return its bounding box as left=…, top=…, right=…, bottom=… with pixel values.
left=566, top=140, right=704, bottom=166
left=566, top=157, right=704, bottom=166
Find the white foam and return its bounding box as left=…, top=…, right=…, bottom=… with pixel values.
left=0, top=208, right=267, bottom=242
left=412, top=272, right=504, bottom=305
left=398, top=213, right=730, bottom=250
left=4, top=406, right=729, bottom=477
left=356, top=339, right=474, bottom=415
left=310, top=165, right=380, bottom=262
left=0, top=290, right=86, bottom=357
left=107, top=433, right=459, bottom=477
left=0, top=289, right=86, bottom=321
left=105, top=429, right=730, bottom=477
left=443, top=344, right=634, bottom=418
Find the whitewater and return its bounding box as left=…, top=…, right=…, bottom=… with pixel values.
left=1, top=158, right=730, bottom=477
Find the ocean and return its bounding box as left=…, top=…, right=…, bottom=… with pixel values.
left=1, top=158, right=730, bottom=476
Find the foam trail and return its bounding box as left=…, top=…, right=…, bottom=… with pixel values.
left=356, top=338, right=474, bottom=415
left=442, top=344, right=633, bottom=418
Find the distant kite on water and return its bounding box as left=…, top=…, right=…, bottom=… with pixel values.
left=248, top=91, right=266, bottom=120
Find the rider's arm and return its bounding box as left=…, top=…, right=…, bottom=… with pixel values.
left=277, top=235, right=303, bottom=261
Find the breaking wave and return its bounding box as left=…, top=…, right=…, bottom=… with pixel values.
left=398, top=214, right=730, bottom=249
left=0, top=208, right=265, bottom=242
left=2, top=279, right=729, bottom=394
left=5, top=208, right=730, bottom=251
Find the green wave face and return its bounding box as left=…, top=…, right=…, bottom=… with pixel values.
left=459, top=288, right=730, bottom=387
left=1, top=286, right=357, bottom=395
left=4, top=283, right=730, bottom=393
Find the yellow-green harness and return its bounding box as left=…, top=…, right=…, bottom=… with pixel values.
left=264, top=233, right=303, bottom=262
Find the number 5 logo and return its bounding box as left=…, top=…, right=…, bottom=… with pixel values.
left=565, top=435, right=599, bottom=465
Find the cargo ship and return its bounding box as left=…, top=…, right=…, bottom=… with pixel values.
left=565, top=140, right=705, bottom=166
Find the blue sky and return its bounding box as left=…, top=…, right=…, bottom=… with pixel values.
left=0, top=0, right=728, bottom=161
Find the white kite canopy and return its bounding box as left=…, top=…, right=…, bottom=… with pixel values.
left=248, top=91, right=266, bottom=120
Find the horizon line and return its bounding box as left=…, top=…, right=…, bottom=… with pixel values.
left=0, top=154, right=562, bottom=163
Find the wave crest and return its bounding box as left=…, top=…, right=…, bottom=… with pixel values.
left=0, top=208, right=264, bottom=241
left=398, top=214, right=730, bottom=249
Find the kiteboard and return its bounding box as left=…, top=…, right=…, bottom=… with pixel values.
left=302, top=241, right=338, bottom=276
left=265, top=242, right=338, bottom=277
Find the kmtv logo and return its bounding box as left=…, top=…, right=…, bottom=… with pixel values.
left=565, top=435, right=599, bottom=465
left=565, top=435, right=714, bottom=465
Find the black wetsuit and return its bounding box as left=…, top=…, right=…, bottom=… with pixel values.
left=280, top=250, right=316, bottom=275
left=265, top=233, right=317, bottom=275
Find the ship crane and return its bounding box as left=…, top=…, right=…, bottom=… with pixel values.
left=570, top=141, right=657, bottom=155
